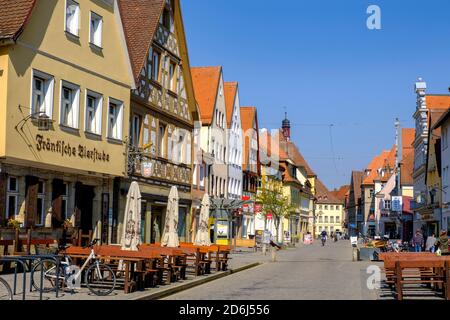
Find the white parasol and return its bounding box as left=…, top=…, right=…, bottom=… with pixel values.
left=194, top=193, right=211, bottom=246
left=121, top=181, right=142, bottom=251
left=161, top=186, right=180, bottom=247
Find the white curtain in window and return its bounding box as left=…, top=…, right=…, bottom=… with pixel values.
left=66, top=2, right=79, bottom=35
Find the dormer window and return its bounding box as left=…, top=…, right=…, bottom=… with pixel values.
left=162, top=7, right=172, bottom=30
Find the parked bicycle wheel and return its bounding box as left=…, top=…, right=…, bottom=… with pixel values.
left=85, top=263, right=116, bottom=296
left=0, top=277, right=12, bottom=300
left=31, top=259, right=64, bottom=293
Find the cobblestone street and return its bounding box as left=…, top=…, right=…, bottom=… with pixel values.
left=164, top=241, right=381, bottom=300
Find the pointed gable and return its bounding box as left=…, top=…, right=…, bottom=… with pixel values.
left=191, top=66, right=222, bottom=125
left=241, top=106, right=258, bottom=171
left=315, top=179, right=340, bottom=204
left=224, top=82, right=238, bottom=128
left=117, top=0, right=165, bottom=83
left=0, top=0, right=36, bottom=40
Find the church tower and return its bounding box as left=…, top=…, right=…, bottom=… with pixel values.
left=282, top=112, right=291, bottom=141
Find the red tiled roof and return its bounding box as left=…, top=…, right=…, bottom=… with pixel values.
left=400, top=149, right=414, bottom=186
left=117, top=0, right=165, bottom=83
left=191, top=66, right=222, bottom=125
left=224, top=82, right=238, bottom=128
left=331, top=185, right=350, bottom=202
left=426, top=95, right=450, bottom=110
left=278, top=134, right=316, bottom=177
left=362, top=147, right=395, bottom=185
left=350, top=171, right=364, bottom=204
left=402, top=128, right=415, bottom=151
left=0, top=0, right=36, bottom=40
left=315, top=179, right=340, bottom=204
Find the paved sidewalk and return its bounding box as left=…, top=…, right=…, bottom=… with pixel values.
left=0, top=248, right=265, bottom=300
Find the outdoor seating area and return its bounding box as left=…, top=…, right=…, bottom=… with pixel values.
left=379, top=252, right=450, bottom=300
left=65, top=242, right=231, bottom=294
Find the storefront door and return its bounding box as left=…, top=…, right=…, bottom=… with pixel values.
left=75, top=183, right=95, bottom=233
left=151, top=206, right=163, bottom=243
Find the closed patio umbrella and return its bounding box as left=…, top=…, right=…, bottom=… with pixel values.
left=194, top=193, right=211, bottom=246
left=121, top=181, right=142, bottom=251
left=161, top=186, right=180, bottom=247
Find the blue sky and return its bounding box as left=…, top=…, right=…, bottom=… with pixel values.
left=181, top=0, right=450, bottom=190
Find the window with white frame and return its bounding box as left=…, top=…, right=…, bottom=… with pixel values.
left=384, top=200, right=392, bottom=210
left=168, top=61, right=177, bottom=92
left=35, top=180, right=45, bottom=226
left=32, top=70, right=54, bottom=117
left=108, top=99, right=123, bottom=140
left=148, top=48, right=161, bottom=82
left=60, top=81, right=80, bottom=128
left=90, top=12, right=103, bottom=47
left=130, top=114, right=141, bottom=147
left=6, top=176, right=19, bottom=220
left=336, top=216, right=340, bottom=223
left=199, top=164, right=205, bottom=188
left=85, top=90, right=102, bottom=135
left=65, top=0, right=80, bottom=36
left=318, top=216, right=323, bottom=223
left=330, top=216, right=334, bottom=223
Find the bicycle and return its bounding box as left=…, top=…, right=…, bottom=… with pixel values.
left=31, top=239, right=116, bottom=296
left=0, top=276, right=13, bottom=300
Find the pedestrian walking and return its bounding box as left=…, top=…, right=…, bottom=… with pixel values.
left=411, top=229, right=424, bottom=252
left=435, top=230, right=450, bottom=256
left=320, top=229, right=327, bottom=246
left=425, top=233, right=436, bottom=253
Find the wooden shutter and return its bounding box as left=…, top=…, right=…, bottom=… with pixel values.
left=25, top=176, right=39, bottom=228
left=0, top=173, right=7, bottom=226
left=52, top=179, right=64, bottom=227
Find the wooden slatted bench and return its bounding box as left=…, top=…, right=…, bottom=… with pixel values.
left=393, top=259, right=450, bottom=300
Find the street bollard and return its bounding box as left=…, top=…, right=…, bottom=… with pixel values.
left=352, top=247, right=360, bottom=261
left=271, top=246, right=277, bottom=262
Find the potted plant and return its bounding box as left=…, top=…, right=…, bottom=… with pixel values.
left=7, top=218, right=22, bottom=230
left=63, top=219, right=73, bottom=231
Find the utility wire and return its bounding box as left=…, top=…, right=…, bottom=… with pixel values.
left=328, top=124, right=340, bottom=177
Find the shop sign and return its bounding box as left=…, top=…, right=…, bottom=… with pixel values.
left=36, top=134, right=110, bottom=162
left=217, top=220, right=229, bottom=239
left=141, top=160, right=153, bottom=178
left=392, top=196, right=402, bottom=212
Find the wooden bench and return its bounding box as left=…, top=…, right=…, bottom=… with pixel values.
left=393, top=259, right=450, bottom=300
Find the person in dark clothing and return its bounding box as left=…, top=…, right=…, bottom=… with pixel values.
left=435, top=230, right=450, bottom=255
left=411, top=229, right=424, bottom=252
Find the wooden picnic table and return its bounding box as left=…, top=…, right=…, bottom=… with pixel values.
left=65, top=245, right=162, bottom=293
left=379, top=252, right=450, bottom=300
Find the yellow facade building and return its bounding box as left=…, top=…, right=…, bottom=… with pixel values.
left=0, top=0, right=134, bottom=243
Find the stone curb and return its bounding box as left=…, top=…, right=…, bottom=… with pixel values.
left=132, top=262, right=261, bottom=300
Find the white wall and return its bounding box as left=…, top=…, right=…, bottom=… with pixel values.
left=227, top=90, right=243, bottom=199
